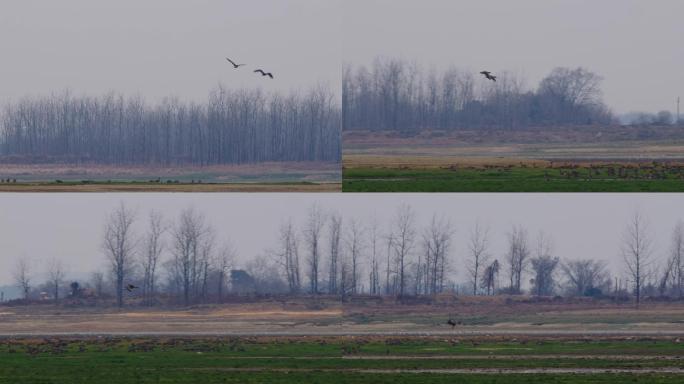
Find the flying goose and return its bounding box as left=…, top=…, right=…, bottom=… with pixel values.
left=480, top=70, right=497, bottom=82
left=254, top=69, right=274, bottom=79
left=225, top=57, right=246, bottom=69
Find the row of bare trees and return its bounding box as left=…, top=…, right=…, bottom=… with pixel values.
left=7, top=206, right=684, bottom=308
left=100, top=204, right=237, bottom=307
left=343, top=58, right=614, bottom=132
left=1, top=85, right=340, bottom=165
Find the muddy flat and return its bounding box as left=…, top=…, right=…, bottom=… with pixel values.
left=0, top=161, right=341, bottom=191
left=0, top=182, right=341, bottom=192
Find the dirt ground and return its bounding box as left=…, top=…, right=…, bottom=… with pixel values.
left=2, top=297, right=684, bottom=336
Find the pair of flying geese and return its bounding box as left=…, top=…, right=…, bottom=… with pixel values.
left=226, top=57, right=274, bottom=79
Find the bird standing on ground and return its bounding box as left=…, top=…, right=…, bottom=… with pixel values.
left=125, top=284, right=139, bottom=292
left=254, top=69, right=274, bottom=79
left=225, top=57, right=246, bottom=69
left=480, top=70, right=497, bottom=82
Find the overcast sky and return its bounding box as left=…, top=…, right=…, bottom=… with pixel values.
left=1, top=193, right=682, bottom=287
left=2, top=1, right=680, bottom=114
left=343, top=0, right=684, bottom=114
left=0, top=0, right=341, bottom=106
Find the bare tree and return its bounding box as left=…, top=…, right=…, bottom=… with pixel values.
left=215, top=243, right=235, bottom=302
left=90, top=271, right=105, bottom=297
left=13, top=258, right=32, bottom=300
left=505, top=225, right=530, bottom=294
left=422, top=214, right=452, bottom=295
left=562, top=259, right=610, bottom=297
left=538, top=67, right=602, bottom=104
left=621, top=211, right=653, bottom=308
left=481, top=259, right=500, bottom=296
left=276, top=218, right=301, bottom=294
left=368, top=215, right=381, bottom=295
left=197, top=231, right=215, bottom=303
left=305, top=204, right=325, bottom=294
left=667, top=220, right=684, bottom=298
left=246, top=254, right=288, bottom=294
left=529, top=232, right=559, bottom=296
left=391, top=205, right=416, bottom=298
left=327, top=213, right=342, bottom=294
left=170, top=207, right=209, bottom=306
left=141, top=211, right=165, bottom=305
left=339, top=253, right=351, bottom=298
left=46, top=258, right=66, bottom=302
left=102, top=203, right=137, bottom=308
left=467, top=222, right=489, bottom=295
left=345, top=218, right=364, bottom=295
left=384, top=233, right=394, bottom=295
left=658, top=254, right=677, bottom=297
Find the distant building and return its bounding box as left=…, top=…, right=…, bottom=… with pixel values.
left=230, top=270, right=256, bottom=294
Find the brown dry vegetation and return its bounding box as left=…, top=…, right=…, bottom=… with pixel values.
left=343, top=126, right=684, bottom=147
left=343, top=127, right=684, bottom=169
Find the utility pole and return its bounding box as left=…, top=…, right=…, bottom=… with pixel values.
left=677, top=96, right=680, bottom=125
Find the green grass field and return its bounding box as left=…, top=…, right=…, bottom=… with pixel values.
left=343, top=166, right=684, bottom=192
left=2, top=337, right=684, bottom=383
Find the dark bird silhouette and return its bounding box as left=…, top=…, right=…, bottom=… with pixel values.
left=225, top=57, right=246, bottom=69
left=254, top=69, right=274, bottom=79
left=125, top=284, right=139, bottom=292
left=480, top=70, right=497, bottom=82
left=447, top=319, right=457, bottom=328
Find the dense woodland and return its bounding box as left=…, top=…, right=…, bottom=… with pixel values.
left=0, top=85, right=340, bottom=165
left=5, top=204, right=683, bottom=308
left=343, top=58, right=618, bottom=132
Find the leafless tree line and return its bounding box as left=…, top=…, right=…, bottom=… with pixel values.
left=1, top=85, right=340, bottom=165
left=7, top=207, right=684, bottom=308
left=343, top=58, right=614, bottom=132
left=58, top=204, right=237, bottom=307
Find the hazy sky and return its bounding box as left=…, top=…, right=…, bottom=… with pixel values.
left=2, top=1, right=680, bottom=114
left=1, top=193, right=682, bottom=287
left=343, top=0, right=684, bottom=114
left=0, top=0, right=341, bottom=106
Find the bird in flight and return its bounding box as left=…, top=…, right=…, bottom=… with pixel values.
left=254, top=69, right=274, bottom=79
left=125, top=284, right=139, bottom=292
left=225, top=57, right=246, bottom=69
left=447, top=318, right=457, bottom=328
left=480, top=70, right=497, bottom=82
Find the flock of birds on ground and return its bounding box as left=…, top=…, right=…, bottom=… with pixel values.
left=4, top=338, right=238, bottom=356
left=225, top=57, right=274, bottom=79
